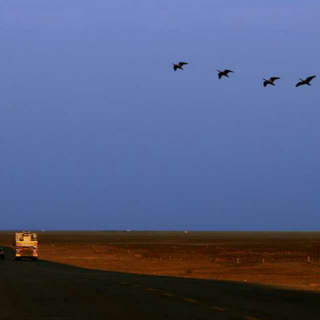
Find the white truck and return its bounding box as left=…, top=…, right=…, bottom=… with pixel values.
left=15, top=232, right=38, bottom=261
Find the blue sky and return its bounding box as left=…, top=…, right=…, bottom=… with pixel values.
left=1, top=1, right=320, bottom=230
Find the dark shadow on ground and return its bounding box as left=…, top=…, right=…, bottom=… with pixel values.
left=1, top=245, right=320, bottom=320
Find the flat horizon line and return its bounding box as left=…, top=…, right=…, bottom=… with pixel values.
left=1, top=229, right=320, bottom=233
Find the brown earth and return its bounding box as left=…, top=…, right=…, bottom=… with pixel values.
left=1, top=231, right=320, bottom=320
left=1, top=231, right=320, bottom=290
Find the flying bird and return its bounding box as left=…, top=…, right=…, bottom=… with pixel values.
left=263, top=77, right=280, bottom=87
left=217, top=69, right=234, bottom=79
left=296, top=75, right=316, bottom=87
left=172, top=62, right=188, bottom=71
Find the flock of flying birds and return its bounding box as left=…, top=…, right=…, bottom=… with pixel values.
left=172, top=62, right=317, bottom=88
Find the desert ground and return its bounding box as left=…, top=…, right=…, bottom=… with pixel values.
left=1, top=231, right=320, bottom=319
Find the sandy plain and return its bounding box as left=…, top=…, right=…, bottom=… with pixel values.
left=1, top=231, right=320, bottom=290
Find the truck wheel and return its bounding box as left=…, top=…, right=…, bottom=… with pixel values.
left=15, top=257, right=21, bottom=261
left=32, top=257, right=38, bottom=261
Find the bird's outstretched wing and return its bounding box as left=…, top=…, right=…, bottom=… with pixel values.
left=225, top=69, right=233, bottom=73
left=270, top=77, right=280, bottom=82
left=173, top=65, right=178, bottom=71
left=218, top=73, right=222, bottom=79
left=296, top=82, right=303, bottom=87
left=306, top=75, right=316, bottom=82
left=179, top=62, right=188, bottom=66
left=263, top=81, right=268, bottom=87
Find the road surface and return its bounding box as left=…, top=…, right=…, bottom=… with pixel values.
left=1, top=247, right=319, bottom=320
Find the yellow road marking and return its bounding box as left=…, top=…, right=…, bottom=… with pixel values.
left=211, top=306, right=226, bottom=312
left=184, top=298, right=198, bottom=304
left=161, top=292, right=176, bottom=297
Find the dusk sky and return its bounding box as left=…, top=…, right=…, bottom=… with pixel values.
left=2, top=1, right=320, bottom=230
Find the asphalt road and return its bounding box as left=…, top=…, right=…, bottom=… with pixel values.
left=1, top=247, right=319, bottom=320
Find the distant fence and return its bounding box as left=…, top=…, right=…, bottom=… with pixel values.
left=219, top=247, right=320, bottom=263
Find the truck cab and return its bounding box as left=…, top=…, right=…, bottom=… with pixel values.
left=15, top=232, right=38, bottom=261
